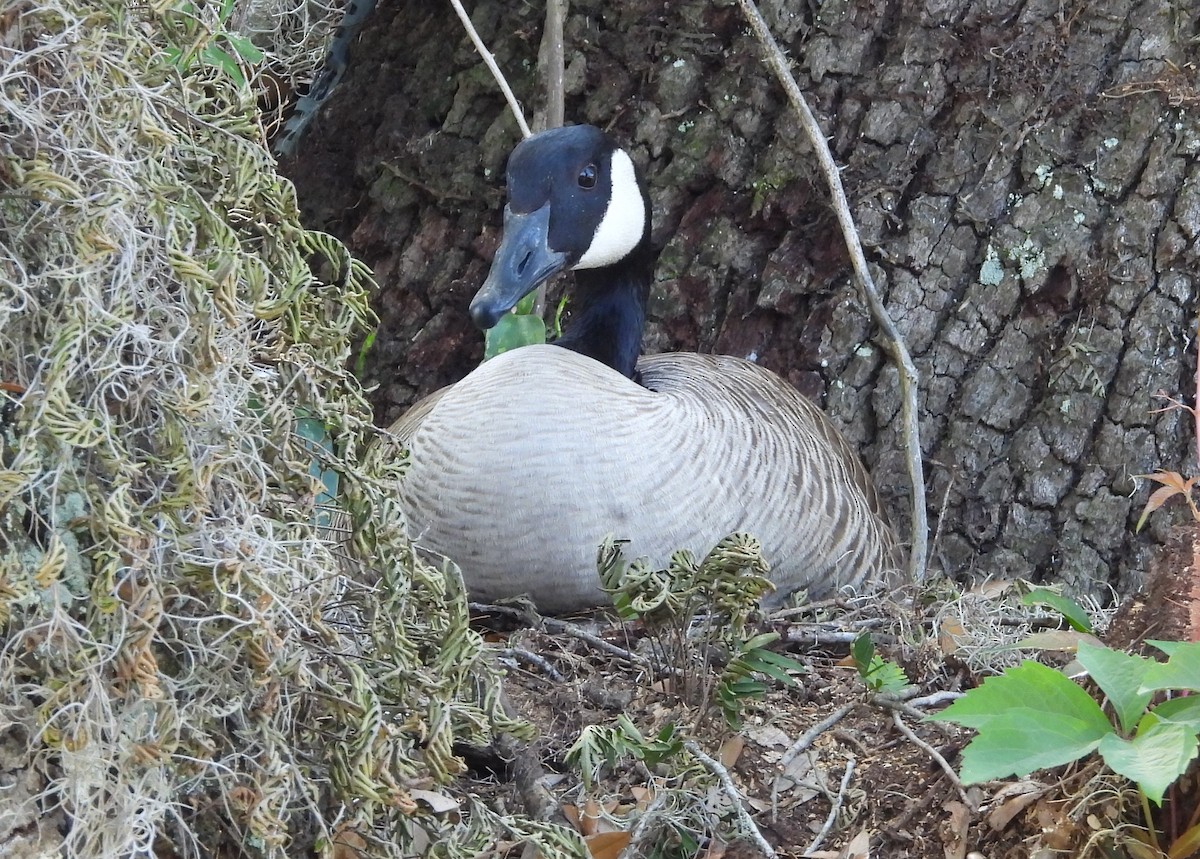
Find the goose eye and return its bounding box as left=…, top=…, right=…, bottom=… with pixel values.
left=577, top=164, right=597, bottom=189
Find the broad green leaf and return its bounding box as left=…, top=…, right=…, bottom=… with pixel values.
left=955, top=707, right=1109, bottom=783
left=1140, top=642, right=1200, bottom=694
left=1143, top=695, right=1200, bottom=733
left=932, top=660, right=1111, bottom=733
left=850, top=632, right=874, bottom=675
left=1149, top=640, right=1188, bottom=658
left=739, top=649, right=803, bottom=686
left=741, top=631, right=781, bottom=651
left=1021, top=588, right=1093, bottom=633
left=1076, top=642, right=1154, bottom=734
left=1098, top=722, right=1198, bottom=806
left=483, top=313, right=545, bottom=359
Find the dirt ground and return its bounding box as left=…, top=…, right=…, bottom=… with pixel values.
left=456, top=528, right=1199, bottom=859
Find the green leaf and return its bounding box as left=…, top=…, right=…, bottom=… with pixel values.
left=955, top=707, right=1110, bottom=783
left=353, top=328, right=377, bottom=378
left=223, top=33, right=264, bottom=64
left=1076, top=642, right=1154, bottom=734
left=1097, top=722, right=1198, bottom=806
left=200, top=44, right=245, bottom=87
left=1148, top=640, right=1188, bottom=658
left=739, top=649, right=803, bottom=687
left=483, top=313, right=545, bottom=359
left=850, top=632, right=874, bottom=675
left=862, top=658, right=910, bottom=694
left=932, top=660, right=1111, bottom=734
left=1143, top=695, right=1200, bottom=733
left=1021, top=588, right=1093, bottom=633
left=1140, top=642, right=1200, bottom=694
left=742, top=631, right=780, bottom=651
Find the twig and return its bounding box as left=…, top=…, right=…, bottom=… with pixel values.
left=805, top=753, right=856, bottom=855
left=532, top=0, right=567, bottom=317
left=496, top=647, right=566, bottom=682
left=469, top=602, right=655, bottom=668
left=539, top=0, right=567, bottom=130
left=449, top=0, right=531, bottom=138
left=767, top=596, right=853, bottom=620
left=735, top=0, right=927, bottom=587
left=495, top=691, right=565, bottom=824
left=906, top=690, right=965, bottom=709
left=778, top=627, right=890, bottom=646
left=772, top=702, right=856, bottom=819
left=684, top=740, right=777, bottom=858
left=619, top=789, right=670, bottom=859
left=890, top=710, right=974, bottom=809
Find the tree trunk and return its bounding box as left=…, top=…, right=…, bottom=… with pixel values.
left=283, top=0, right=1199, bottom=601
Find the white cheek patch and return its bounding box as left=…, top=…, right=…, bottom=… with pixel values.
left=574, top=149, right=645, bottom=269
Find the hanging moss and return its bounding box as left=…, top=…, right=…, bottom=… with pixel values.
left=0, top=2, right=548, bottom=856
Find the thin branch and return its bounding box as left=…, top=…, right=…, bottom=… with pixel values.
left=496, top=647, right=566, bottom=682
left=618, top=789, right=671, bottom=859
left=469, top=602, right=656, bottom=669
left=906, top=690, right=965, bottom=709
left=449, top=0, right=531, bottom=138
left=772, top=702, right=856, bottom=818
left=735, top=0, right=928, bottom=587
left=684, top=740, right=777, bottom=858
left=804, top=753, right=856, bottom=856
left=891, top=710, right=974, bottom=809
left=539, top=0, right=567, bottom=130
left=532, top=0, right=567, bottom=317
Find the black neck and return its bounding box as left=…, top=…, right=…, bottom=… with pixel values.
left=552, top=246, right=653, bottom=380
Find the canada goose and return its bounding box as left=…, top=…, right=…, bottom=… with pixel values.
left=389, top=125, right=901, bottom=613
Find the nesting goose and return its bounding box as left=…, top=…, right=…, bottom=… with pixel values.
left=389, top=125, right=901, bottom=613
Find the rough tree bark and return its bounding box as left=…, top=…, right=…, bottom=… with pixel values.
left=283, top=0, right=1199, bottom=601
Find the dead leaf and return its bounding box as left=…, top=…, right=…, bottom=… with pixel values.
left=970, top=579, right=1013, bottom=599
left=409, top=788, right=458, bottom=814
left=1013, top=630, right=1105, bottom=652
left=330, top=824, right=367, bottom=859
left=939, top=800, right=970, bottom=859
left=840, top=828, right=871, bottom=858
left=745, top=724, right=792, bottom=748
left=939, top=616, right=967, bottom=655
left=720, top=735, right=745, bottom=768
left=986, top=782, right=1048, bottom=831
left=630, top=785, right=653, bottom=808
left=585, top=831, right=631, bottom=859
left=580, top=798, right=601, bottom=836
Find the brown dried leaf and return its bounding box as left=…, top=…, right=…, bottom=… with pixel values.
left=585, top=831, right=631, bottom=859
left=720, top=734, right=745, bottom=768
left=939, top=616, right=967, bottom=655
left=986, top=786, right=1045, bottom=831
left=1013, top=630, right=1105, bottom=652
left=939, top=800, right=970, bottom=859
left=840, top=828, right=871, bottom=858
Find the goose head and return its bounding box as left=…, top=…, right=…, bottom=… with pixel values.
left=470, top=125, right=653, bottom=378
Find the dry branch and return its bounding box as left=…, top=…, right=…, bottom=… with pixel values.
left=684, top=740, right=778, bottom=858
left=735, top=0, right=928, bottom=587
left=449, top=0, right=531, bottom=137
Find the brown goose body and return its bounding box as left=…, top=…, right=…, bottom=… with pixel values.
left=393, top=344, right=900, bottom=613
